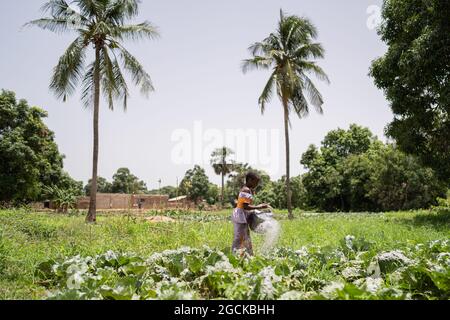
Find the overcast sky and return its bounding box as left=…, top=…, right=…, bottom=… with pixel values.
left=0, top=0, right=390, bottom=189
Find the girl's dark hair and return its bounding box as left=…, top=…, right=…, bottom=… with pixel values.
left=245, top=171, right=260, bottom=182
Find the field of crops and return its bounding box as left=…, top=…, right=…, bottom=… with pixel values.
left=0, top=208, right=449, bottom=300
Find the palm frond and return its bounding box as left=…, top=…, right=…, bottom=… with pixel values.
left=280, top=14, right=318, bottom=53
left=294, top=42, right=325, bottom=60
left=299, top=61, right=330, bottom=84
left=81, top=62, right=95, bottom=108
left=30, top=0, right=154, bottom=113
left=101, top=46, right=118, bottom=110
left=290, top=88, right=310, bottom=118
left=241, top=56, right=272, bottom=74
left=50, top=36, right=87, bottom=101
left=25, top=18, right=76, bottom=34
left=248, top=41, right=266, bottom=56
left=258, top=72, right=276, bottom=114
left=286, top=15, right=318, bottom=40
left=303, top=75, right=324, bottom=112
left=73, top=0, right=98, bottom=18
left=108, top=47, right=130, bottom=110
left=111, top=58, right=130, bottom=110
left=111, top=21, right=159, bottom=41
left=38, top=0, right=89, bottom=29
left=41, top=0, right=71, bottom=16
left=285, top=61, right=299, bottom=93
left=264, top=33, right=283, bottom=52
left=114, top=43, right=154, bottom=96
left=92, top=20, right=114, bottom=36
left=284, top=17, right=304, bottom=51
left=105, top=0, right=140, bottom=24
left=211, top=147, right=234, bottom=159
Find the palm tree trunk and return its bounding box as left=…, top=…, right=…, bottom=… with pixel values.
left=283, top=100, right=293, bottom=220
left=86, top=45, right=101, bottom=223
left=221, top=172, right=225, bottom=207
left=221, top=148, right=225, bottom=207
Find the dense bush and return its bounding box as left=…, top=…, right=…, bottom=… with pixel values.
left=300, top=125, right=445, bottom=212
left=254, top=176, right=307, bottom=210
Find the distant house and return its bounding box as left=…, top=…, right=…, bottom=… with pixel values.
left=35, top=193, right=209, bottom=211
left=167, top=195, right=194, bottom=209
left=75, top=193, right=169, bottom=210
left=168, top=195, right=187, bottom=202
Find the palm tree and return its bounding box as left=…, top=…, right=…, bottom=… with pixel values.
left=210, top=147, right=235, bottom=206
left=242, top=10, right=329, bottom=219
left=26, top=0, right=159, bottom=222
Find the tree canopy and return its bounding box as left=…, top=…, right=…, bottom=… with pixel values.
left=370, top=0, right=450, bottom=184
left=179, top=165, right=211, bottom=204
left=301, top=124, right=445, bottom=211
left=84, top=176, right=112, bottom=195
left=0, top=90, right=81, bottom=203
left=111, top=168, right=147, bottom=194
left=27, top=0, right=159, bottom=110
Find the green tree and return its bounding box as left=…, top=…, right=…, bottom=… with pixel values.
left=206, top=183, right=220, bottom=205
left=242, top=10, right=329, bottom=219
left=321, top=124, right=376, bottom=165
left=253, top=181, right=277, bottom=208
left=58, top=171, right=84, bottom=197
left=370, top=0, right=450, bottom=184
left=301, top=124, right=445, bottom=211
left=367, top=145, right=445, bottom=211
left=111, top=168, right=147, bottom=194
left=27, top=0, right=159, bottom=222
left=179, top=165, right=210, bottom=204
left=148, top=186, right=178, bottom=199
left=301, top=125, right=378, bottom=211
left=84, top=176, right=112, bottom=196
left=43, top=185, right=80, bottom=213
left=0, top=90, right=79, bottom=202
left=210, top=147, right=235, bottom=206
left=272, top=175, right=307, bottom=210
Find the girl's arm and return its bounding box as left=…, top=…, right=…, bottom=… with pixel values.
left=243, top=203, right=269, bottom=211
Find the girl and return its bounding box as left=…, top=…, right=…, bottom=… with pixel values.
left=231, top=172, right=269, bottom=255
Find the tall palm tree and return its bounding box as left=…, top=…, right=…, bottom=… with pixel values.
left=210, top=147, right=235, bottom=206
left=26, top=0, right=159, bottom=222
left=242, top=10, right=329, bottom=219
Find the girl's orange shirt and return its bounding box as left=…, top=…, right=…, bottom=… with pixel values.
left=236, top=192, right=253, bottom=209
left=232, top=187, right=254, bottom=224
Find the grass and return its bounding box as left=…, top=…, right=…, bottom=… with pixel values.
left=0, top=208, right=448, bottom=299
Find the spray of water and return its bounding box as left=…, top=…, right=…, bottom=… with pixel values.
left=253, top=212, right=281, bottom=252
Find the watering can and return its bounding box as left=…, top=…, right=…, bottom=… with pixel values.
left=248, top=209, right=274, bottom=233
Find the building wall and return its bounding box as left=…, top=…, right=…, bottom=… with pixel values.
left=131, top=194, right=169, bottom=209
left=109, top=194, right=131, bottom=209
left=75, top=193, right=169, bottom=210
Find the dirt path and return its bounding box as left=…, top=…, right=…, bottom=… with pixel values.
left=143, top=216, right=176, bottom=223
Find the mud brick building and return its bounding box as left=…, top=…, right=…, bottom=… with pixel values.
left=75, top=193, right=169, bottom=210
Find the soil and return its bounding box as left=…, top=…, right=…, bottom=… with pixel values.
left=143, top=216, right=176, bottom=223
